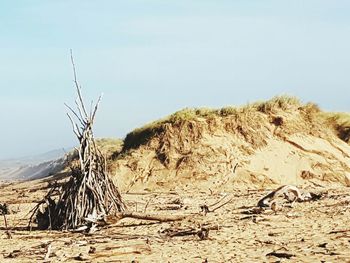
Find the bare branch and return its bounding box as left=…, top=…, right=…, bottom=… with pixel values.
left=64, top=103, right=85, bottom=127
left=89, top=100, right=94, bottom=119
left=74, top=98, right=88, bottom=123
left=70, top=49, right=88, bottom=118
left=91, top=93, right=103, bottom=123
left=66, top=113, right=82, bottom=139
left=94, top=212, right=187, bottom=225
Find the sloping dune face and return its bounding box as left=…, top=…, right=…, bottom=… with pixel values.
left=111, top=97, right=350, bottom=192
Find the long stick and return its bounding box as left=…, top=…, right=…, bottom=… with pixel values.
left=70, top=49, right=88, bottom=118
left=90, top=212, right=188, bottom=225
left=3, top=214, right=12, bottom=239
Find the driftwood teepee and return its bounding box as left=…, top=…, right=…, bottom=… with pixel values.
left=29, top=54, right=125, bottom=230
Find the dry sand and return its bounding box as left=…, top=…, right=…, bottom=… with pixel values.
left=1, top=178, right=350, bottom=262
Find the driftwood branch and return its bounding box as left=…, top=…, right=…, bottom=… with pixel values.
left=70, top=49, right=88, bottom=118
left=71, top=211, right=189, bottom=233
left=91, top=94, right=103, bottom=123
left=64, top=103, right=85, bottom=127
left=257, top=185, right=311, bottom=208
left=200, top=194, right=233, bottom=215
left=106, top=212, right=187, bottom=224
left=160, top=225, right=220, bottom=240
left=66, top=112, right=82, bottom=139
left=2, top=214, right=12, bottom=239
left=44, top=244, right=52, bottom=261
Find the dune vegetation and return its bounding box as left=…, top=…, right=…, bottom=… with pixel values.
left=321, top=112, right=350, bottom=144
left=123, top=96, right=328, bottom=151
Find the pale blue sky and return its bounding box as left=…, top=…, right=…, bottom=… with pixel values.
left=0, top=1, right=350, bottom=159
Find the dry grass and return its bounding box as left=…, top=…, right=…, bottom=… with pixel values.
left=321, top=112, right=350, bottom=143
left=95, top=138, right=123, bottom=156
left=122, top=108, right=216, bottom=151
left=253, top=96, right=301, bottom=113
left=122, top=96, right=310, bottom=151
left=116, top=95, right=348, bottom=158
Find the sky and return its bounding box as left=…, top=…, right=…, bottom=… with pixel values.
left=0, top=0, right=350, bottom=159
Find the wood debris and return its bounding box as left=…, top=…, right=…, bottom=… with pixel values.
left=266, top=251, right=295, bottom=259
left=200, top=194, right=233, bottom=215
left=160, top=224, right=219, bottom=240
left=28, top=52, right=125, bottom=231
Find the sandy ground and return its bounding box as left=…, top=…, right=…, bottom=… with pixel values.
left=1, top=178, right=350, bottom=263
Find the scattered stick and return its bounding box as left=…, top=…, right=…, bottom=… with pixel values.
left=200, top=194, right=233, bottom=215
left=44, top=244, right=51, bottom=261
left=329, top=229, right=350, bottom=234
left=143, top=196, right=156, bottom=213
left=156, top=204, right=183, bottom=211
left=160, top=225, right=219, bottom=240
left=1, top=203, right=12, bottom=239
left=3, top=214, right=12, bottom=239
left=72, top=211, right=188, bottom=233
left=88, top=212, right=188, bottom=226
left=266, top=251, right=295, bottom=259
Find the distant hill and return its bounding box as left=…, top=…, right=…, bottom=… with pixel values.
left=0, top=148, right=70, bottom=167
left=0, top=148, right=71, bottom=181
left=0, top=139, right=123, bottom=181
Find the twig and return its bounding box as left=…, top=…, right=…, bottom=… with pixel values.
left=210, top=195, right=234, bottom=212
left=329, top=229, right=350, bottom=234
left=143, top=195, right=156, bottom=213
